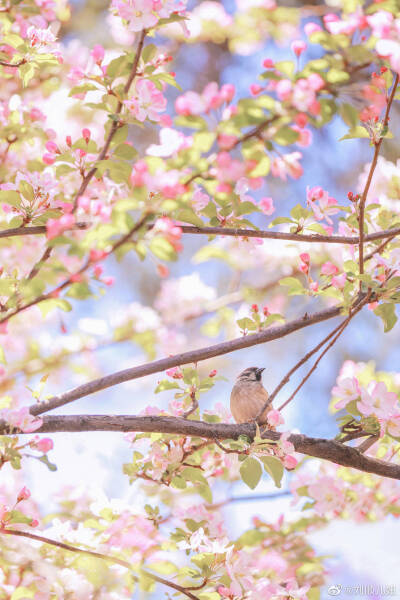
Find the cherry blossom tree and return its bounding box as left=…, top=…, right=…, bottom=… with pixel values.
left=1, top=0, right=400, bottom=598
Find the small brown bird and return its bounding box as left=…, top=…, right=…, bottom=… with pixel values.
left=230, top=366, right=271, bottom=424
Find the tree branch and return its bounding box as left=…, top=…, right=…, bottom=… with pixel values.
left=28, top=302, right=346, bottom=416
left=15, top=415, right=400, bottom=481
left=72, top=30, right=147, bottom=211
left=176, top=224, right=400, bottom=245
left=2, top=528, right=200, bottom=600
left=358, top=73, right=399, bottom=280
left=0, top=223, right=89, bottom=239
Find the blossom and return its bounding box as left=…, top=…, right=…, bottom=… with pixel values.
left=259, top=196, right=274, bottom=215
left=271, top=152, right=303, bottom=180
left=267, top=409, right=284, bottom=427
left=46, top=213, right=76, bottom=240
left=306, top=186, right=339, bottom=224
left=111, top=0, right=159, bottom=32
left=124, top=79, right=167, bottom=122
left=321, top=261, right=339, bottom=276
left=332, top=376, right=361, bottom=409
left=291, top=40, right=307, bottom=57
left=1, top=407, right=43, bottom=433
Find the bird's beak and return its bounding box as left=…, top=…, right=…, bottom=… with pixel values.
left=256, top=368, right=265, bottom=376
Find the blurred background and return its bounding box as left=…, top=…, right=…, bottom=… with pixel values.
left=14, top=0, right=400, bottom=597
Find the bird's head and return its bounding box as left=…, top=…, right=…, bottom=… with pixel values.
left=236, top=367, right=265, bottom=382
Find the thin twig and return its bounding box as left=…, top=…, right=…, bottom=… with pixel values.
left=72, top=29, right=147, bottom=211
left=358, top=73, right=399, bottom=283
left=2, top=528, right=200, bottom=600
left=278, top=295, right=370, bottom=411
left=27, top=247, right=52, bottom=280
left=0, top=214, right=150, bottom=326
left=255, top=317, right=350, bottom=420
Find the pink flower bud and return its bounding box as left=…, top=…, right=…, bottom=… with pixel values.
left=45, top=140, right=58, bottom=153
left=250, top=84, right=263, bottom=96
left=91, top=44, right=104, bottom=64
left=300, top=252, right=310, bottom=264
left=36, top=438, right=53, bottom=453
left=262, top=58, right=274, bottom=69
left=17, top=487, right=31, bottom=502
left=209, top=369, right=217, bottom=377
left=30, top=519, right=39, bottom=528
left=291, top=40, right=307, bottom=57
left=82, top=128, right=91, bottom=143
left=251, top=303, right=259, bottom=313
left=283, top=455, right=298, bottom=469
left=42, top=153, right=55, bottom=165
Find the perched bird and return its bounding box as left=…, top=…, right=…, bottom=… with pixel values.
left=230, top=366, right=271, bottom=424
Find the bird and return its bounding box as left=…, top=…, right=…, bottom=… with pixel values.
left=230, top=366, right=272, bottom=425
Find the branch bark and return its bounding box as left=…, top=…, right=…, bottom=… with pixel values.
left=175, top=224, right=400, bottom=245
left=29, top=302, right=345, bottom=416
left=19, top=415, right=400, bottom=481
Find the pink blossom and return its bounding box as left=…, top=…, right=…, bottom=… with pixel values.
left=332, top=377, right=361, bottom=409
left=166, top=367, right=183, bottom=379
left=267, top=409, right=284, bottom=427
left=331, top=273, right=347, bottom=289
left=192, top=187, right=210, bottom=210
left=306, top=186, right=339, bottom=224
left=1, top=407, right=43, bottom=433
left=291, top=40, right=307, bottom=57
left=259, top=197, right=274, bottom=216
left=304, top=22, right=322, bottom=36
left=46, top=213, right=76, bottom=240
left=111, top=0, right=159, bottom=32
left=321, top=261, right=339, bottom=276
left=271, top=152, right=303, bottom=181
left=125, top=79, right=167, bottom=122
left=26, top=25, right=56, bottom=47
left=91, top=44, right=104, bottom=63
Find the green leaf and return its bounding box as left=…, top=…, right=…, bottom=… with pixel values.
left=339, top=126, right=369, bottom=141
left=19, top=62, right=36, bottom=86
left=239, top=456, right=262, bottom=490
left=273, top=126, right=299, bottom=146
left=38, top=454, right=57, bottom=472
left=248, top=155, right=270, bottom=176
left=279, top=276, right=305, bottom=296
left=374, top=303, right=398, bottom=333
left=326, top=68, right=350, bottom=84
left=260, top=455, right=284, bottom=487
left=150, top=237, right=178, bottom=261
left=0, top=190, right=20, bottom=207
left=113, top=143, right=137, bottom=160
left=38, top=298, right=72, bottom=317
left=237, top=317, right=256, bottom=331
left=142, top=43, right=157, bottom=63
left=154, top=380, right=181, bottom=393
left=11, top=588, right=35, bottom=600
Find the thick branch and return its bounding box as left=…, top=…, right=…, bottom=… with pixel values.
left=0, top=223, right=88, bottom=239
left=2, top=222, right=400, bottom=247
left=22, top=415, right=400, bottom=481
left=177, top=224, right=400, bottom=245
left=29, top=303, right=344, bottom=416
